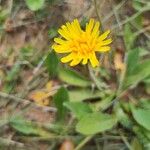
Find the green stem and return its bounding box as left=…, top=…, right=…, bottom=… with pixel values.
left=88, top=65, right=103, bottom=91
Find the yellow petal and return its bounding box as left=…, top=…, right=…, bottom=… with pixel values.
left=71, top=20, right=81, bottom=34
left=89, top=53, right=99, bottom=67
left=58, top=28, right=71, bottom=40
left=95, top=46, right=111, bottom=52
left=73, top=19, right=82, bottom=33
left=70, top=58, right=82, bottom=66
left=86, top=19, right=94, bottom=33
left=61, top=53, right=74, bottom=63
left=64, top=22, right=78, bottom=39
left=52, top=44, right=71, bottom=53
left=95, top=39, right=112, bottom=49
left=91, top=21, right=100, bottom=37
left=98, top=30, right=110, bottom=41
left=54, top=38, right=66, bottom=45
left=101, top=39, right=112, bottom=45
left=82, top=58, right=88, bottom=65
left=61, top=25, right=70, bottom=34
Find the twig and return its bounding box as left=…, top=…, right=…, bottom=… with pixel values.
left=111, top=5, right=150, bottom=30
left=74, top=135, right=94, bottom=150
left=7, top=0, right=13, bottom=14
left=0, top=137, right=24, bottom=148
left=0, top=91, right=57, bottom=112
left=33, top=54, right=47, bottom=75
left=131, top=22, right=150, bottom=39
left=93, top=0, right=104, bottom=31
left=112, top=4, right=122, bottom=30
left=93, top=0, right=101, bottom=22
left=103, top=0, right=127, bottom=23
left=134, top=25, right=150, bottom=38
left=119, top=131, right=132, bottom=150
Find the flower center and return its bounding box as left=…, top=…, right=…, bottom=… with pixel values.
left=70, top=32, right=96, bottom=57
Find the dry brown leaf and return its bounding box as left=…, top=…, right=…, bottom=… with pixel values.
left=114, top=51, right=125, bottom=71
left=45, top=81, right=53, bottom=91
left=63, top=0, right=91, bottom=20
left=0, top=69, right=5, bottom=90
left=4, top=18, right=15, bottom=32
left=103, top=54, right=110, bottom=69
left=29, top=91, right=50, bottom=106
left=25, top=107, right=54, bottom=123
left=59, top=139, right=74, bottom=150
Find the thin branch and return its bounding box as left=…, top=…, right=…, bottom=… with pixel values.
left=0, top=137, right=24, bottom=148
left=74, top=135, right=94, bottom=150
left=0, top=91, right=57, bottom=112
left=111, top=5, right=150, bottom=30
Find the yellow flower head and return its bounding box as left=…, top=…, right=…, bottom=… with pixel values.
left=52, top=19, right=112, bottom=67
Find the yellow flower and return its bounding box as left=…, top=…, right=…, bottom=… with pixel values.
left=52, top=19, right=112, bottom=67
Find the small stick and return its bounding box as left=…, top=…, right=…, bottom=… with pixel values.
left=74, top=135, right=94, bottom=150
left=0, top=91, right=57, bottom=112
left=0, top=137, right=24, bottom=148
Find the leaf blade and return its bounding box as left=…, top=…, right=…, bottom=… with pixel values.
left=131, top=107, right=150, bottom=131
left=26, top=0, right=45, bottom=11
left=76, top=112, right=117, bottom=135
left=58, top=68, right=91, bottom=87
left=124, top=59, right=150, bottom=88
left=53, top=87, right=69, bottom=121
left=64, top=101, right=92, bottom=119
left=45, top=51, right=59, bottom=78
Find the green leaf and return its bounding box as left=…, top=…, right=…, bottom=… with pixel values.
left=26, top=0, right=45, bottom=11
left=80, top=17, right=88, bottom=28
left=139, top=99, right=150, bottom=110
left=124, top=23, right=136, bottom=51
left=126, top=48, right=139, bottom=76
left=6, top=63, right=20, bottom=82
left=131, top=106, right=150, bottom=131
left=47, top=0, right=57, bottom=4
left=68, top=89, right=104, bottom=102
left=142, top=128, right=150, bottom=141
left=45, top=51, right=59, bottom=77
left=58, top=68, right=91, bottom=87
left=131, top=138, right=143, bottom=150
left=64, top=101, right=92, bottom=119
left=10, top=116, right=51, bottom=137
left=3, top=82, right=15, bottom=93
left=138, top=47, right=149, bottom=57
left=134, top=15, right=143, bottom=29
left=115, top=104, right=132, bottom=129
left=53, top=87, right=69, bottom=121
left=124, top=59, right=150, bottom=88
left=76, top=112, right=117, bottom=135
left=48, top=27, right=58, bottom=39
left=0, top=9, right=9, bottom=22
left=91, top=93, right=115, bottom=111
left=133, top=126, right=150, bottom=146
left=20, top=46, right=34, bottom=60
left=132, top=0, right=143, bottom=11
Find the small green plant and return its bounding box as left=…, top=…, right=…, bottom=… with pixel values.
left=0, top=0, right=149, bottom=149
